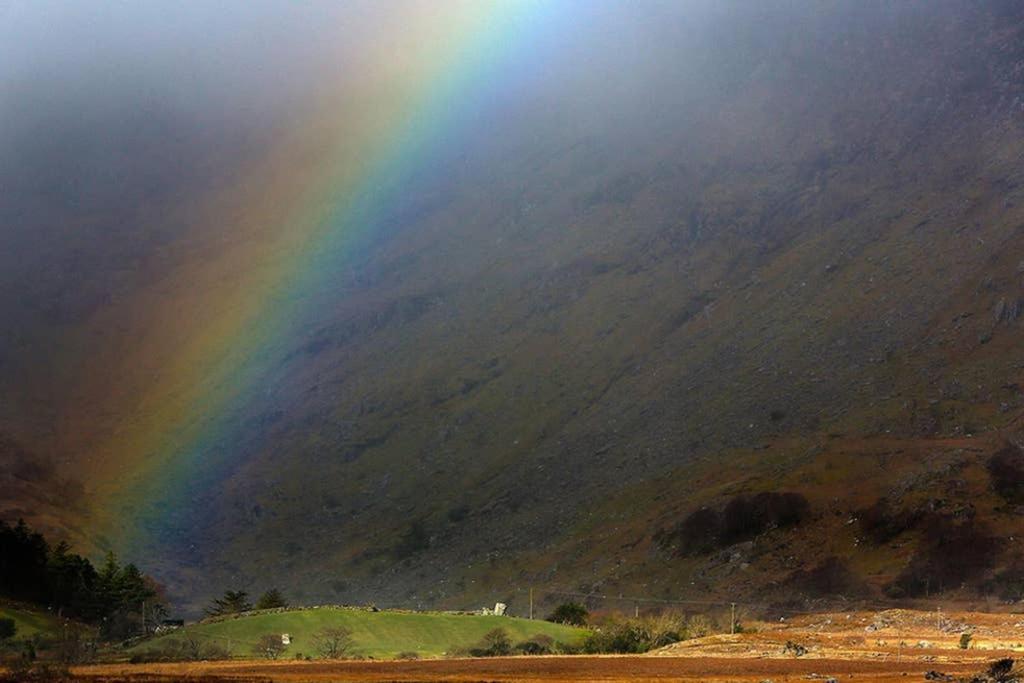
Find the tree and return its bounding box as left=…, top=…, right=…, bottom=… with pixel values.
left=205, top=590, right=252, bottom=617
left=253, top=633, right=286, bottom=659
left=47, top=541, right=99, bottom=621
left=255, top=588, right=288, bottom=610
left=95, top=551, right=123, bottom=613
left=547, top=601, right=589, bottom=626
left=0, top=519, right=163, bottom=627
left=313, top=626, right=353, bottom=659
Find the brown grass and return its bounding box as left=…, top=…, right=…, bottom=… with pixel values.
left=66, top=609, right=1024, bottom=682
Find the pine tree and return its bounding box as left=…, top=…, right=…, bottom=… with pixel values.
left=205, top=590, right=252, bottom=617
left=255, top=588, right=288, bottom=610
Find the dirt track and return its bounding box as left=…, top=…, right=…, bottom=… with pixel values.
left=72, top=654, right=986, bottom=682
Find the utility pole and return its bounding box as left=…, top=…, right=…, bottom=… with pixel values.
left=731, top=602, right=737, bottom=635
left=634, top=602, right=639, bottom=618
left=142, top=601, right=146, bottom=635
left=529, top=588, right=534, bottom=620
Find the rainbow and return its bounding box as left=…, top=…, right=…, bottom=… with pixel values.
left=85, top=0, right=563, bottom=554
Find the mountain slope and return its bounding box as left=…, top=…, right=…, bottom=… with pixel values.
left=4, top=1, right=1024, bottom=612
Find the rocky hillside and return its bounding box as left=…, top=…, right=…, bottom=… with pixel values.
left=5, top=1, right=1024, bottom=613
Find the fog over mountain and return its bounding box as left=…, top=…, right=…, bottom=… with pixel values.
left=3, top=1, right=1024, bottom=613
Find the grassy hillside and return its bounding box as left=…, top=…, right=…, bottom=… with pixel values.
left=128, top=608, right=587, bottom=660
left=0, top=603, right=71, bottom=640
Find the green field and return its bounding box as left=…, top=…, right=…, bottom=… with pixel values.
left=0, top=603, right=68, bottom=640
left=129, top=607, right=588, bottom=659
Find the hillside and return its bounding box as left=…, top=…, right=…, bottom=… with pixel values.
left=128, top=608, right=587, bottom=660
left=4, top=1, right=1024, bottom=613
left=0, top=603, right=68, bottom=641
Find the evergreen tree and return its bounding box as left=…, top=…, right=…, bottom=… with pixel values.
left=205, top=590, right=252, bottom=617
left=255, top=588, right=288, bottom=610
left=0, top=519, right=165, bottom=632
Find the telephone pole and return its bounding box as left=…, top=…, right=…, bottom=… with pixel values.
left=731, top=602, right=737, bottom=634
left=529, top=588, right=534, bottom=620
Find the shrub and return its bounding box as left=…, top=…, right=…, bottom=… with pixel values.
left=584, top=619, right=652, bottom=654
left=395, top=650, right=420, bottom=660
left=132, top=633, right=229, bottom=662
left=0, top=619, right=15, bottom=641
left=313, top=626, right=353, bottom=659
left=857, top=498, right=921, bottom=544
left=56, top=624, right=96, bottom=664
left=646, top=613, right=687, bottom=649
left=658, top=506, right=721, bottom=556
left=960, top=632, right=973, bottom=649
left=987, top=658, right=1015, bottom=682
left=547, top=601, right=589, bottom=626
left=989, top=444, right=1024, bottom=503
left=887, top=517, right=1001, bottom=597
left=201, top=642, right=230, bottom=660
left=721, top=492, right=809, bottom=544
left=469, top=628, right=512, bottom=657
left=982, top=565, right=1024, bottom=602
left=514, top=634, right=555, bottom=655
left=686, top=614, right=717, bottom=638
left=659, top=492, right=809, bottom=557
left=253, top=633, right=286, bottom=660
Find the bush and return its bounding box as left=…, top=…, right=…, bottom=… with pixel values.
left=686, top=614, right=717, bottom=638
left=56, top=624, right=96, bottom=664
left=253, top=634, right=286, bottom=660
left=657, top=507, right=721, bottom=556
left=514, top=634, right=555, bottom=655
left=395, top=650, right=420, bottom=660
left=960, top=632, right=973, bottom=649
left=584, top=619, right=652, bottom=654
left=468, top=628, right=512, bottom=657
left=857, top=498, right=921, bottom=544
left=132, top=634, right=229, bottom=662
left=0, top=619, right=15, bottom=641
left=582, top=613, right=707, bottom=654
left=721, top=492, right=809, bottom=544
left=987, top=658, right=1015, bottom=682
left=547, top=601, right=589, bottom=626
left=989, top=444, right=1024, bottom=503
left=313, top=626, right=353, bottom=659
left=887, top=517, right=1001, bottom=597
left=658, top=492, right=809, bottom=556
left=982, top=565, right=1024, bottom=602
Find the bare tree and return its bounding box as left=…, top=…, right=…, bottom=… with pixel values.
left=313, top=626, right=353, bottom=659
left=253, top=633, right=286, bottom=660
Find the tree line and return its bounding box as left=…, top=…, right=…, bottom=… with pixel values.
left=0, top=519, right=165, bottom=639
